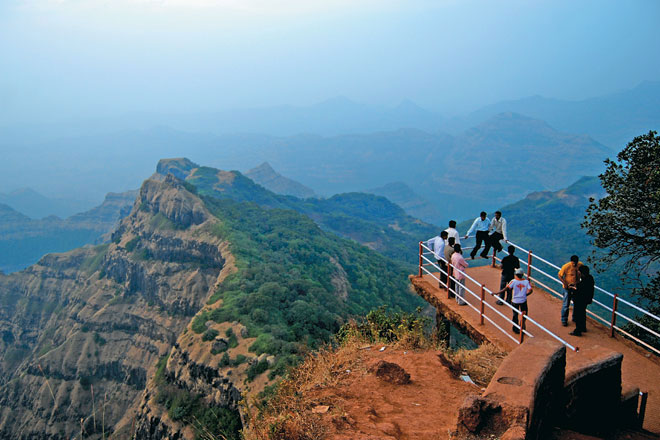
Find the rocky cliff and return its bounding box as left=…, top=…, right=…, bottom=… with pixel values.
left=0, top=175, right=232, bottom=439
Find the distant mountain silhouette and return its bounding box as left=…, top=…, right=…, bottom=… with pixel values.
left=452, top=81, right=660, bottom=149
left=0, top=190, right=136, bottom=273
left=421, top=112, right=610, bottom=215
left=366, top=182, right=443, bottom=225
left=0, top=188, right=94, bottom=219
left=1, top=111, right=613, bottom=223
left=245, top=162, right=316, bottom=198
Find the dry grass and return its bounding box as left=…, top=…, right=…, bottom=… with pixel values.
left=243, top=320, right=507, bottom=440
left=450, top=343, right=507, bottom=387
left=243, top=338, right=367, bottom=440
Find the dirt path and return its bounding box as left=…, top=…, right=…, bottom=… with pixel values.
left=415, top=265, right=660, bottom=433
left=309, top=348, right=479, bottom=440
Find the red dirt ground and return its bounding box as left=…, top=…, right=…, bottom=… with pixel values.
left=306, top=347, right=479, bottom=440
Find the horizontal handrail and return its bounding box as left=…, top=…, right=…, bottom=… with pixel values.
left=478, top=238, right=659, bottom=355
left=419, top=242, right=580, bottom=351
left=420, top=237, right=660, bottom=355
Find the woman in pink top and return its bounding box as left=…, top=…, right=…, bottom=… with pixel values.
left=451, top=244, right=469, bottom=305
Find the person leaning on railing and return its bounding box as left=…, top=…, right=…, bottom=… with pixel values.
left=484, top=210, right=507, bottom=256
left=465, top=211, right=490, bottom=259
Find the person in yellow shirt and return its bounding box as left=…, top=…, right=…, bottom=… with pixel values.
left=558, top=255, right=583, bottom=326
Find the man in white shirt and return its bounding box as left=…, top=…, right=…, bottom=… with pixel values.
left=426, top=231, right=449, bottom=288
left=484, top=210, right=507, bottom=256
left=444, top=220, right=461, bottom=245
left=465, top=211, right=490, bottom=259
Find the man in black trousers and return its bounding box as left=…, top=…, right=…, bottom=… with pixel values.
left=498, top=245, right=520, bottom=305
left=570, top=265, right=594, bottom=336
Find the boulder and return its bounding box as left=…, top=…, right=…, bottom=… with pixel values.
left=368, top=360, right=411, bottom=385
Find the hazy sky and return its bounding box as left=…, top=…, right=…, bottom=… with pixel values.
left=1, top=0, right=660, bottom=124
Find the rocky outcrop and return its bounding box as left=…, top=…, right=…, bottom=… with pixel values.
left=0, top=175, right=235, bottom=439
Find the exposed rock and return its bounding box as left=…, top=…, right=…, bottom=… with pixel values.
left=212, top=338, right=228, bottom=353
left=456, top=394, right=502, bottom=433
left=501, top=424, right=526, bottom=440
left=368, top=360, right=411, bottom=385
left=0, top=172, right=235, bottom=439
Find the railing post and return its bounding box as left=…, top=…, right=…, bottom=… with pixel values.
left=527, top=250, right=533, bottom=278
left=519, top=312, right=526, bottom=344
left=639, top=391, right=648, bottom=429
left=418, top=241, right=423, bottom=277
left=491, top=247, right=497, bottom=267
left=480, top=285, right=485, bottom=325
left=611, top=294, right=618, bottom=337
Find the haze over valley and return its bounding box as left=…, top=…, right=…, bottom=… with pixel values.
left=1, top=1, right=659, bottom=439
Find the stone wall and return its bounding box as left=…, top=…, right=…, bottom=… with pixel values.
left=455, top=340, right=566, bottom=440
left=455, top=341, right=636, bottom=439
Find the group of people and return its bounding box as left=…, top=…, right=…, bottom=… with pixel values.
left=426, top=212, right=509, bottom=307
left=426, top=213, right=596, bottom=337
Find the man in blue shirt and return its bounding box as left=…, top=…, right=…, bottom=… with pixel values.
left=465, top=211, right=490, bottom=259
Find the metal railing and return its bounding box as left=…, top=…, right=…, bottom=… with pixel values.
left=459, top=238, right=660, bottom=356
left=419, top=241, right=579, bottom=352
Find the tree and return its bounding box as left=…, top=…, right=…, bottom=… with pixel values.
left=582, top=131, right=660, bottom=345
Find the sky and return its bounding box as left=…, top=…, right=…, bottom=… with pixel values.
left=1, top=0, right=660, bottom=123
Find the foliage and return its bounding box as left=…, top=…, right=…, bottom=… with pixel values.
left=93, top=332, right=106, bottom=346
left=583, top=131, right=660, bottom=280
left=583, top=131, right=660, bottom=347
left=124, top=237, right=139, bottom=252
left=186, top=166, right=437, bottom=264
left=156, top=386, right=241, bottom=440
left=246, top=359, right=270, bottom=382
left=202, top=328, right=219, bottom=342
left=154, top=354, right=169, bottom=385
left=195, top=196, right=422, bottom=378
left=336, top=305, right=432, bottom=349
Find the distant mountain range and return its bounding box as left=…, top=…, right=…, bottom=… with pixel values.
left=450, top=80, right=660, bottom=149
left=0, top=191, right=136, bottom=273
left=0, top=188, right=95, bottom=219
left=366, top=181, right=443, bottom=225
left=0, top=111, right=613, bottom=224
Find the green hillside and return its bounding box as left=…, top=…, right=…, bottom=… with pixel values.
left=194, top=196, right=423, bottom=377
left=458, top=176, right=633, bottom=309
left=162, top=159, right=438, bottom=264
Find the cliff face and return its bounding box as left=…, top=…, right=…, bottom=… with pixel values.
left=0, top=175, right=234, bottom=439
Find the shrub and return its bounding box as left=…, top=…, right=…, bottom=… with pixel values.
left=246, top=359, right=269, bottom=382
left=202, top=328, right=219, bottom=342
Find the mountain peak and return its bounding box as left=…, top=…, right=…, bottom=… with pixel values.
left=156, top=157, right=199, bottom=181
left=250, top=162, right=276, bottom=173
left=245, top=162, right=315, bottom=199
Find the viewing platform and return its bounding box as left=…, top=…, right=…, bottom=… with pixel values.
left=410, top=241, right=660, bottom=434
